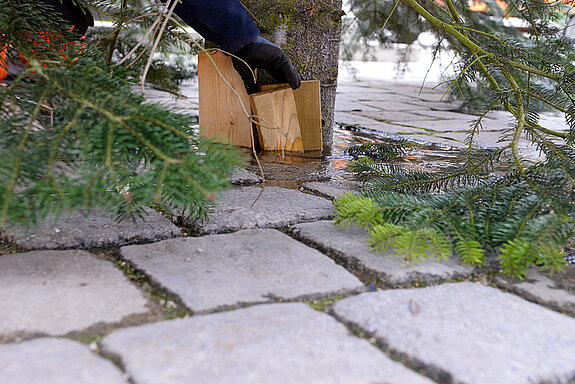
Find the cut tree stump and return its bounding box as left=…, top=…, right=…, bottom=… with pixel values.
left=198, top=51, right=253, bottom=148
left=250, top=87, right=304, bottom=152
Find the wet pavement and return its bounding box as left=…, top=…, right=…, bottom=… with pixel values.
left=1, top=77, right=574, bottom=384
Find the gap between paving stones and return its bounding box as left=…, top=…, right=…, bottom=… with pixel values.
left=493, top=277, right=575, bottom=319
left=0, top=337, right=133, bottom=384
left=2, top=179, right=570, bottom=383
left=98, top=302, right=435, bottom=384
left=331, top=283, right=575, bottom=384
left=285, top=225, right=485, bottom=291
left=118, top=229, right=366, bottom=315
left=97, top=247, right=193, bottom=319
left=337, top=123, right=458, bottom=149
left=327, top=306, right=455, bottom=383
left=95, top=345, right=137, bottom=384
left=0, top=248, right=188, bottom=346
left=283, top=226, right=383, bottom=289
left=327, top=307, right=441, bottom=383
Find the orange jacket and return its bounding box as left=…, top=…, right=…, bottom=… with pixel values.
left=0, top=46, right=7, bottom=81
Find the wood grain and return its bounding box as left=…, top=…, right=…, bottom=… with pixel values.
left=260, top=80, right=322, bottom=151
left=250, top=87, right=304, bottom=152
left=198, top=51, right=253, bottom=148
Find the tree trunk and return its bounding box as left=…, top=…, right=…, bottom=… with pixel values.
left=242, top=0, right=344, bottom=153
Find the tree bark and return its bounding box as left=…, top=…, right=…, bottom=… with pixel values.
left=242, top=0, right=344, bottom=153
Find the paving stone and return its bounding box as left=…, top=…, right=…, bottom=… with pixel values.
left=355, top=110, right=436, bottom=122
left=332, top=282, right=575, bottom=384
left=357, top=100, right=424, bottom=112
left=496, top=267, right=575, bottom=316
left=188, top=186, right=333, bottom=235
left=120, top=229, right=364, bottom=313
left=336, top=112, right=425, bottom=137
left=229, top=167, right=263, bottom=185
left=406, top=100, right=463, bottom=111
left=538, top=113, right=569, bottom=131
left=0, top=338, right=127, bottom=384
left=0, top=250, right=149, bottom=337
left=301, top=180, right=364, bottom=200
left=412, top=92, right=450, bottom=102
left=392, top=119, right=473, bottom=133
left=334, top=98, right=380, bottom=112
left=101, top=303, right=434, bottom=384
left=399, top=130, right=543, bottom=153
left=412, top=109, right=480, bottom=121
left=2, top=207, right=181, bottom=250
left=292, top=221, right=473, bottom=287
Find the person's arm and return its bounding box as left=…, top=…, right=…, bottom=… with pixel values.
left=171, top=0, right=300, bottom=94
left=40, top=0, right=94, bottom=36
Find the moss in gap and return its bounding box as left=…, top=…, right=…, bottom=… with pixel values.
left=97, top=248, right=190, bottom=320
left=306, top=294, right=349, bottom=311
left=70, top=334, right=104, bottom=345
left=0, top=237, right=25, bottom=256
left=404, top=280, right=428, bottom=289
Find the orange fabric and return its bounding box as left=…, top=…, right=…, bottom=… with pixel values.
left=0, top=45, right=7, bottom=82
left=0, top=23, right=87, bottom=83
left=14, top=27, right=86, bottom=76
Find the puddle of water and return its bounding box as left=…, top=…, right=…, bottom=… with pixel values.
left=244, top=125, right=474, bottom=188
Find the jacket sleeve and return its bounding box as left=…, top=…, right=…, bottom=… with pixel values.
left=169, top=0, right=260, bottom=53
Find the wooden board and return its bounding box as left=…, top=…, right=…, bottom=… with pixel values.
left=293, top=80, right=322, bottom=151
left=260, top=80, right=322, bottom=151
left=198, top=51, right=253, bottom=148
left=250, top=87, right=304, bottom=152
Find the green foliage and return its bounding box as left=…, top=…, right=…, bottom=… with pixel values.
left=85, top=5, right=199, bottom=93
left=368, top=223, right=450, bottom=265
left=344, top=0, right=575, bottom=112
left=0, top=1, right=244, bottom=226
left=341, top=0, right=428, bottom=60
left=346, top=140, right=418, bottom=161
left=334, top=159, right=575, bottom=278
left=338, top=0, right=575, bottom=278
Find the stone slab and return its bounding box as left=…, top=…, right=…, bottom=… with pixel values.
left=229, top=167, right=263, bottom=185
left=412, top=109, right=480, bottom=121
left=406, top=100, right=462, bottom=111
left=335, top=112, right=440, bottom=138
left=334, top=98, right=380, bottom=112
left=332, top=282, right=575, bottom=384
left=102, top=302, right=434, bottom=384
left=0, top=338, right=127, bottom=384
left=0, top=250, right=149, bottom=337
left=2, top=207, right=181, bottom=250
left=189, top=186, right=333, bottom=235
left=353, top=100, right=420, bottom=112
left=301, top=180, right=364, bottom=200
left=292, top=221, right=473, bottom=287
left=402, top=117, right=509, bottom=132
left=391, top=119, right=472, bottom=133
left=335, top=112, right=425, bottom=137
left=496, top=267, right=575, bottom=316
left=120, top=229, right=364, bottom=313
left=355, top=110, right=436, bottom=123
left=538, top=113, right=569, bottom=132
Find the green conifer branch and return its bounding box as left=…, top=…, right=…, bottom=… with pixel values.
left=401, top=0, right=561, bottom=81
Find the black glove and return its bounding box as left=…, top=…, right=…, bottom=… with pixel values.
left=231, top=36, right=301, bottom=94
left=40, top=0, right=94, bottom=36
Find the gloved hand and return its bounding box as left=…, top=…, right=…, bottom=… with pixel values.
left=231, top=36, right=301, bottom=94
left=41, top=0, right=94, bottom=36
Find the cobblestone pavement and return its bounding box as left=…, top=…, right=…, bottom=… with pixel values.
left=1, top=78, right=574, bottom=384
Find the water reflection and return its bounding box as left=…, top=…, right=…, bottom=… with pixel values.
left=245, top=124, right=474, bottom=188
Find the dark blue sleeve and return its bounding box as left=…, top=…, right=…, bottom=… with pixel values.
left=171, top=0, right=260, bottom=53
